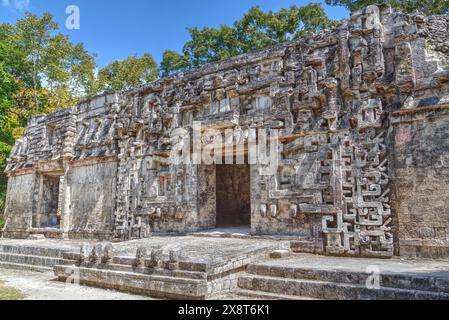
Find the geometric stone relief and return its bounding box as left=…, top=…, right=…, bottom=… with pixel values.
left=323, top=128, right=393, bottom=257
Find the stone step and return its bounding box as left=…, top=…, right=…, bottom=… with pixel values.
left=54, top=265, right=208, bottom=300
left=234, top=289, right=318, bottom=300
left=238, top=274, right=449, bottom=300
left=115, top=256, right=210, bottom=273
left=0, top=244, right=65, bottom=258
left=64, top=262, right=209, bottom=280
left=246, top=264, right=449, bottom=294
left=290, top=240, right=323, bottom=254
left=0, top=252, right=65, bottom=268
left=0, top=261, right=53, bottom=273
left=58, top=259, right=78, bottom=266
left=60, top=253, right=209, bottom=280
left=62, top=252, right=80, bottom=260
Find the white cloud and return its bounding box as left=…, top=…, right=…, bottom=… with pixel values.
left=1, top=0, right=30, bottom=11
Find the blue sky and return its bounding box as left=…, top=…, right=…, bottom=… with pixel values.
left=0, top=0, right=349, bottom=67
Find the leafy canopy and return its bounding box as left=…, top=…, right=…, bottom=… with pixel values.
left=97, top=53, right=159, bottom=92
left=160, top=3, right=337, bottom=77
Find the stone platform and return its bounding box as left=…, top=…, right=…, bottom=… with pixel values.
left=0, top=236, right=289, bottom=299
left=237, top=254, right=449, bottom=300
left=110, top=236, right=289, bottom=270
left=0, top=239, right=89, bottom=272
left=56, top=236, right=290, bottom=299
left=2, top=237, right=449, bottom=300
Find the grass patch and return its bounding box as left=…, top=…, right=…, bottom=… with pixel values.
left=0, top=280, right=24, bottom=300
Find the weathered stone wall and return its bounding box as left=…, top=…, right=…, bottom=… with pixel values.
left=3, top=174, right=34, bottom=238
left=197, top=165, right=217, bottom=230
left=65, top=160, right=117, bottom=240
left=391, top=108, right=449, bottom=258
left=3, top=5, right=449, bottom=258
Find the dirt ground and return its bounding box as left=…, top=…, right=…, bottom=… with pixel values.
left=0, top=269, right=154, bottom=300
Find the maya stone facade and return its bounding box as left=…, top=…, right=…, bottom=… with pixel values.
left=3, top=5, right=449, bottom=259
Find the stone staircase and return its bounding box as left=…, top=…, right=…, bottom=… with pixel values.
left=2, top=238, right=449, bottom=301
left=235, top=259, right=449, bottom=300
left=0, top=243, right=69, bottom=273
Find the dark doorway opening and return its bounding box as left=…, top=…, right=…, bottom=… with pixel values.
left=216, top=165, right=251, bottom=227
left=35, top=175, right=61, bottom=229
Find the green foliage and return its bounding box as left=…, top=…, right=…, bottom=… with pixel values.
left=325, top=0, right=449, bottom=15
left=160, top=51, right=190, bottom=78
left=0, top=12, right=97, bottom=125
left=5, top=13, right=97, bottom=109
left=98, top=53, right=159, bottom=92
left=160, top=3, right=337, bottom=76
left=0, top=141, right=10, bottom=217
left=183, top=24, right=241, bottom=69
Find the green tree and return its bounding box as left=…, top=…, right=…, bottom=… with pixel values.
left=160, top=50, right=190, bottom=78
left=325, top=0, right=449, bottom=15
left=0, top=12, right=97, bottom=133
left=5, top=13, right=97, bottom=112
left=0, top=45, right=19, bottom=145
left=0, top=43, right=22, bottom=216
left=183, top=25, right=241, bottom=69
left=160, top=3, right=337, bottom=76
left=0, top=12, right=97, bottom=147
left=98, top=53, right=159, bottom=92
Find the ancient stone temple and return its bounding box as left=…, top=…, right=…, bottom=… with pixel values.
left=3, top=5, right=449, bottom=259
